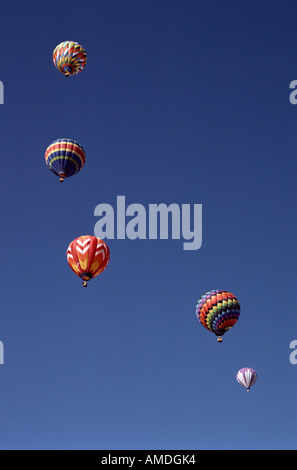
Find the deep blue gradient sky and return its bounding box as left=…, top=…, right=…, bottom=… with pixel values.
left=0, top=0, right=296, bottom=450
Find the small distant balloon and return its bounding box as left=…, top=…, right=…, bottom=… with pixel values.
left=195, top=290, right=240, bottom=342
left=53, top=41, right=87, bottom=77
left=236, top=368, right=257, bottom=391
left=45, top=138, right=85, bottom=182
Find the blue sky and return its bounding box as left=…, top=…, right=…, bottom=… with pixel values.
left=0, top=0, right=296, bottom=450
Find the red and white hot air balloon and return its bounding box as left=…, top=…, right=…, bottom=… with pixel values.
left=67, top=235, right=110, bottom=286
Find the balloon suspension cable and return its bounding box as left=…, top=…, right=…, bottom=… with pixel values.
left=217, top=336, right=223, bottom=343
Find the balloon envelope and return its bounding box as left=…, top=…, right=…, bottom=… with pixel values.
left=45, top=138, right=85, bottom=181
left=53, top=41, right=87, bottom=77
left=67, top=235, right=110, bottom=286
left=196, top=289, right=240, bottom=342
left=236, top=368, right=257, bottom=391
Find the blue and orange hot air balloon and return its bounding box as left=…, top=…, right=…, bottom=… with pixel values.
left=67, top=235, right=110, bottom=287
left=196, top=289, right=240, bottom=342
left=45, top=138, right=85, bottom=182
left=53, top=41, right=87, bottom=77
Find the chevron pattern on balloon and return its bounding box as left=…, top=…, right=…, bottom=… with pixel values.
left=53, top=41, right=87, bottom=77
left=196, top=289, right=240, bottom=342
left=66, top=235, right=110, bottom=286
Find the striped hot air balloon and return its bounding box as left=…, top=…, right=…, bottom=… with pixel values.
left=45, top=139, right=85, bottom=182
left=67, top=235, right=110, bottom=287
left=236, top=368, right=257, bottom=391
left=53, top=41, right=87, bottom=77
left=196, top=290, right=240, bottom=342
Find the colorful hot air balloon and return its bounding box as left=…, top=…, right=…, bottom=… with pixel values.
left=236, top=368, right=257, bottom=391
left=196, top=290, right=240, bottom=342
left=45, top=139, right=85, bottom=182
left=53, top=41, right=87, bottom=77
left=67, top=235, right=110, bottom=287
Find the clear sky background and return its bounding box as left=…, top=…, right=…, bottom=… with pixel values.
left=0, top=0, right=296, bottom=450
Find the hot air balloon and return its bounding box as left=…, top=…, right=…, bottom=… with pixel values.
left=195, top=290, right=240, bottom=342
left=67, top=235, right=110, bottom=287
left=53, top=41, right=87, bottom=77
left=236, top=368, right=257, bottom=391
left=45, top=139, right=85, bottom=182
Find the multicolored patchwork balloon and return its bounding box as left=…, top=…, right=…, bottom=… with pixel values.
left=53, top=41, right=87, bottom=77
left=196, top=290, right=240, bottom=342
left=45, top=139, right=85, bottom=182
left=67, top=235, right=110, bottom=287
left=236, top=368, right=257, bottom=391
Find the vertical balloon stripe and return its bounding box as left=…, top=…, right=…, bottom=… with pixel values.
left=76, top=236, right=94, bottom=272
